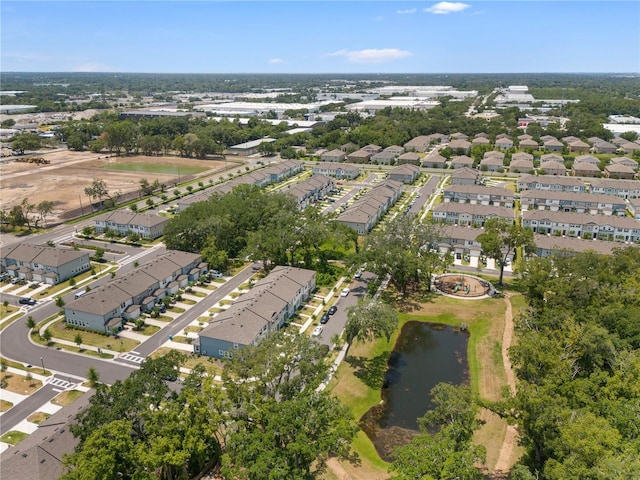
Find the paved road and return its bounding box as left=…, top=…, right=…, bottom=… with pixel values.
left=408, top=175, right=441, bottom=215
left=127, top=265, right=256, bottom=359
left=0, top=376, right=84, bottom=435
left=315, top=271, right=376, bottom=347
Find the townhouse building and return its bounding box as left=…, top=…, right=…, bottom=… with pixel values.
left=311, top=162, right=361, bottom=180
left=588, top=178, right=640, bottom=199
left=443, top=184, right=514, bottom=207
left=64, top=250, right=206, bottom=333
left=522, top=210, right=640, bottom=242
left=93, top=211, right=170, bottom=240
left=520, top=190, right=627, bottom=215
left=1, top=244, right=90, bottom=285
left=431, top=203, right=515, bottom=227
left=194, top=266, right=316, bottom=359
left=281, top=174, right=335, bottom=209
left=517, top=175, right=587, bottom=193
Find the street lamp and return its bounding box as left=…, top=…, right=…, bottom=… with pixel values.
left=40, top=357, right=45, bottom=374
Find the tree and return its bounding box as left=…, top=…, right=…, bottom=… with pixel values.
left=0, top=359, right=7, bottom=388
left=36, top=200, right=54, bottom=227
left=74, top=333, right=83, bottom=347
left=55, top=296, right=65, bottom=309
left=87, top=366, right=100, bottom=387
left=93, top=247, right=105, bottom=262
left=66, top=354, right=224, bottom=480
left=8, top=204, right=26, bottom=229
left=42, top=329, right=52, bottom=343
left=11, top=133, right=42, bottom=154
left=84, top=178, right=110, bottom=209
left=20, top=198, right=35, bottom=230
left=344, top=296, right=398, bottom=346
left=221, top=331, right=357, bottom=478
left=361, top=217, right=446, bottom=295
left=477, top=218, right=534, bottom=286
left=390, top=383, right=486, bottom=480
left=26, top=316, right=36, bottom=329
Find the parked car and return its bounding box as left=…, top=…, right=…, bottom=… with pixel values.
left=210, top=270, right=224, bottom=278
left=328, top=305, right=337, bottom=315
left=320, top=312, right=330, bottom=324
left=19, top=297, right=36, bottom=305
left=354, top=269, right=362, bottom=279
left=340, top=287, right=350, bottom=297
left=312, top=325, right=324, bottom=336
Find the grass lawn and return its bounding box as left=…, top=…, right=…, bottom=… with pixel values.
left=0, top=304, right=19, bottom=321
left=180, top=298, right=197, bottom=305
left=229, top=291, right=244, bottom=299
left=48, top=320, right=139, bottom=351
left=184, top=325, right=202, bottom=333
left=219, top=299, right=233, bottom=306
left=0, top=399, right=13, bottom=412
left=52, top=389, right=84, bottom=406
left=136, top=324, right=160, bottom=336
left=100, top=162, right=207, bottom=175
left=170, top=306, right=186, bottom=313
left=188, top=291, right=207, bottom=298
left=0, top=310, right=23, bottom=331
left=27, top=412, right=51, bottom=424
left=0, top=431, right=28, bottom=445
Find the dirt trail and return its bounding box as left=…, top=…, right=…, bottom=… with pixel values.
left=492, top=293, right=519, bottom=475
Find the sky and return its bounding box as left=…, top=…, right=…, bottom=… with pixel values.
left=1, top=1, right=639, bottom=74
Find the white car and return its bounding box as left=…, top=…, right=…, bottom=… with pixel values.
left=312, top=326, right=323, bottom=336
left=340, top=287, right=350, bottom=297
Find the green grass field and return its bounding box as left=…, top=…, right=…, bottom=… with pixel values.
left=100, top=163, right=207, bottom=175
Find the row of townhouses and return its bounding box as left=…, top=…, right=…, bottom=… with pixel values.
left=194, top=266, right=316, bottom=359
left=437, top=225, right=628, bottom=260
left=93, top=211, right=170, bottom=240
left=520, top=190, right=627, bottom=215
left=280, top=174, right=335, bottom=209
left=522, top=210, right=640, bottom=242
left=64, top=250, right=207, bottom=333
left=0, top=244, right=91, bottom=285
left=336, top=180, right=404, bottom=234
left=176, top=160, right=304, bottom=212
left=517, top=175, right=640, bottom=199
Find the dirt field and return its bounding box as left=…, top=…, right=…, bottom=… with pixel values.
left=0, top=150, right=231, bottom=224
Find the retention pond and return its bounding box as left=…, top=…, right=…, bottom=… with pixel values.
left=359, top=321, right=469, bottom=461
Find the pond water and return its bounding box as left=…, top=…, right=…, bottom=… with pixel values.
left=359, top=321, right=469, bottom=461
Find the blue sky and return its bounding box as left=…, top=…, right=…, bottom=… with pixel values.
left=1, top=1, right=638, bottom=73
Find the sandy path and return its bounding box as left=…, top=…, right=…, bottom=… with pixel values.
left=492, top=294, right=519, bottom=475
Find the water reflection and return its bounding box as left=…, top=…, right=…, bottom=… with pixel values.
left=359, top=322, right=469, bottom=461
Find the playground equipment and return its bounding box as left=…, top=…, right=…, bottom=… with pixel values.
left=434, top=273, right=494, bottom=299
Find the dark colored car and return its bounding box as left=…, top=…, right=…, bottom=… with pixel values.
left=19, top=297, right=36, bottom=305
left=328, top=305, right=337, bottom=315
left=320, top=312, right=330, bottom=324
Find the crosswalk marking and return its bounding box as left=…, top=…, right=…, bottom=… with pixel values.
left=119, top=353, right=145, bottom=364
left=48, top=377, right=76, bottom=390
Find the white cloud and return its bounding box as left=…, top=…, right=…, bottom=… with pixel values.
left=268, top=58, right=285, bottom=64
left=424, top=2, right=470, bottom=14
left=327, top=48, right=412, bottom=64
left=397, top=8, right=417, bottom=15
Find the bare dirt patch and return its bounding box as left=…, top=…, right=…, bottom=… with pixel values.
left=1, top=150, right=231, bottom=224
left=1, top=372, right=42, bottom=394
